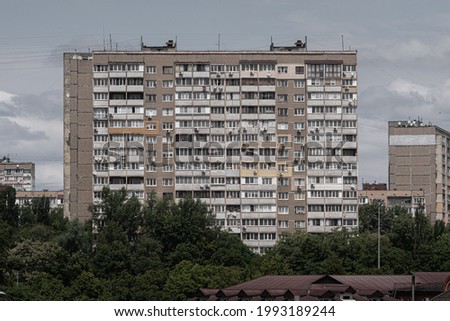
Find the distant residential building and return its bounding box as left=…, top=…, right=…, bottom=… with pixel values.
left=0, top=158, right=35, bottom=191
left=362, top=182, right=387, bottom=191
left=64, top=40, right=359, bottom=253
left=15, top=190, right=64, bottom=209
left=358, top=188, right=425, bottom=215
left=389, top=120, right=450, bottom=224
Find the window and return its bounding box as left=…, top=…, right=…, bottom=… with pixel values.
left=294, top=80, right=305, bottom=88
left=127, top=63, right=143, bottom=71
left=295, top=66, right=305, bottom=74
left=307, top=64, right=324, bottom=78
left=309, top=219, right=323, bottom=226
left=278, top=206, right=289, bottom=214
left=162, top=94, right=173, bottom=102
left=128, top=120, right=143, bottom=128
left=278, top=192, right=289, bottom=200
left=127, top=78, right=143, bottom=86
left=162, top=108, right=173, bottom=116
left=146, top=122, right=157, bottom=130
left=294, top=221, right=305, bottom=228
left=277, top=66, right=288, bottom=73
left=94, top=65, right=108, bottom=72
left=241, top=64, right=258, bottom=71
left=278, top=94, right=288, bottom=102
left=325, top=64, right=341, bottom=78
left=277, top=80, right=288, bottom=87
left=110, top=64, right=125, bottom=71
left=278, top=220, right=289, bottom=228
left=146, top=94, right=156, bottom=102
left=277, top=122, right=288, bottom=130
left=278, top=108, right=288, bottom=116
left=94, top=93, right=108, bottom=100
left=146, top=66, right=157, bottom=73
left=260, top=191, right=275, bottom=198
left=162, top=80, right=173, bottom=88
left=162, top=66, right=173, bottom=74
left=146, top=80, right=157, bottom=88
left=146, top=179, right=157, bottom=186
left=294, top=108, right=305, bottom=116
left=94, top=78, right=108, bottom=86
left=294, top=94, right=305, bottom=102
left=294, top=122, right=305, bottom=130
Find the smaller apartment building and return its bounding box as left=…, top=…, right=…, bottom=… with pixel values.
left=0, top=160, right=35, bottom=191
left=389, top=120, right=450, bottom=224
left=358, top=188, right=425, bottom=215
left=15, top=191, right=64, bottom=209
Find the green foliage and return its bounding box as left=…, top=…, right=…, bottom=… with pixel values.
left=0, top=187, right=19, bottom=228
left=2, top=185, right=450, bottom=300
left=163, top=260, right=245, bottom=300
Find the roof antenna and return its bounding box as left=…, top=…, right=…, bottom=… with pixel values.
left=341, top=35, right=344, bottom=51
left=217, top=33, right=221, bottom=51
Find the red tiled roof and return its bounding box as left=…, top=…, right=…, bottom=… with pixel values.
left=226, top=275, right=325, bottom=291
left=200, top=273, right=450, bottom=301
left=431, top=289, right=450, bottom=301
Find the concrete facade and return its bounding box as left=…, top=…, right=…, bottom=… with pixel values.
left=0, top=160, right=35, bottom=191
left=64, top=41, right=358, bottom=253
left=389, top=120, right=450, bottom=224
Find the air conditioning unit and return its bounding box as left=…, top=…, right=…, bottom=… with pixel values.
left=250, top=72, right=254, bottom=76
left=229, top=72, right=233, bottom=77
left=200, top=185, right=205, bottom=190
left=205, top=184, right=210, bottom=189
left=310, top=184, right=315, bottom=189
left=147, top=116, right=152, bottom=120
left=253, top=170, right=257, bottom=175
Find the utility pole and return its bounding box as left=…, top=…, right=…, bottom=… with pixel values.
left=378, top=202, right=381, bottom=269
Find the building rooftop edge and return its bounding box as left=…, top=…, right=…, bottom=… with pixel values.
left=66, top=50, right=357, bottom=55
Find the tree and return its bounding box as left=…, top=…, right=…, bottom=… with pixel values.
left=358, top=203, right=394, bottom=234
left=163, top=260, right=244, bottom=300
left=0, top=187, right=19, bottom=228
left=0, top=221, right=14, bottom=285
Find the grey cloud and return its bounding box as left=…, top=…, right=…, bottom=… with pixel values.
left=1, top=90, right=62, bottom=121
left=0, top=118, right=48, bottom=142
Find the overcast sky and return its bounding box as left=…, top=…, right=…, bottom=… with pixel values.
left=1, top=0, right=450, bottom=190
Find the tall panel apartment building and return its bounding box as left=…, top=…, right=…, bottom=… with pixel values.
left=64, top=41, right=358, bottom=252
left=389, top=120, right=450, bottom=224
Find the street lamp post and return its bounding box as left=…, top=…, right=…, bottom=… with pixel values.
left=377, top=202, right=381, bottom=269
